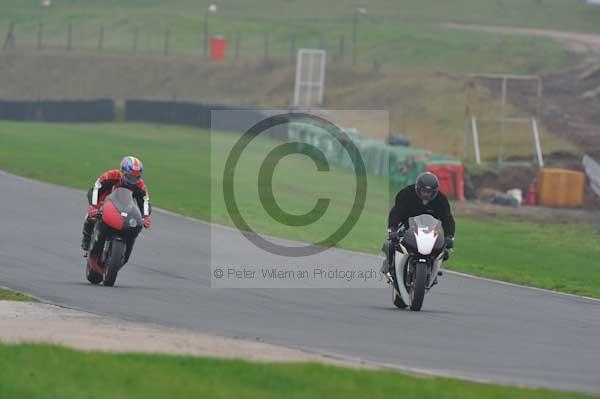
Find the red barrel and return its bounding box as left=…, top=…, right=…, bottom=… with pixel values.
left=524, top=185, right=538, bottom=206
left=210, top=35, right=227, bottom=61
left=425, top=163, right=465, bottom=201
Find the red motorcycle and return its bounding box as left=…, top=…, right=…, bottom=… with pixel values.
left=85, top=188, right=143, bottom=286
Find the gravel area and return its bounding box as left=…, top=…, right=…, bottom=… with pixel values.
left=0, top=300, right=368, bottom=368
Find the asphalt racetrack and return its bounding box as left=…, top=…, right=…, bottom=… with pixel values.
left=1, top=171, right=599, bottom=394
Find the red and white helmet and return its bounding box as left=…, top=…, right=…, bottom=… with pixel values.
left=120, top=156, right=143, bottom=187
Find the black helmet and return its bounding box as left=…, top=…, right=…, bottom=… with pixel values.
left=415, top=172, right=439, bottom=202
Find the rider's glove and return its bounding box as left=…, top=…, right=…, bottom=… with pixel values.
left=143, top=216, right=152, bottom=229
left=87, top=206, right=99, bottom=219
left=388, top=224, right=406, bottom=242
left=445, top=236, right=454, bottom=249
left=397, top=224, right=406, bottom=238
left=387, top=228, right=396, bottom=241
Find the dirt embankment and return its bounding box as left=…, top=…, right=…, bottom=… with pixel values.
left=0, top=51, right=294, bottom=104
left=445, top=23, right=600, bottom=157
left=442, top=23, right=600, bottom=55
left=0, top=50, right=475, bottom=155
left=524, top=63, right=600, bottom=157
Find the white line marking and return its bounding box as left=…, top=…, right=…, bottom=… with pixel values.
left=443, top=270, right=600, bottom=303
left=153, top=208, right=600, bottom=304
left=0, top=283, right=558, bottom=390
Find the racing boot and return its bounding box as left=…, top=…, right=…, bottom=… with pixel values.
left=81, top=218, right=94, bottom=253
left=381, top=240, right=394, bottom=283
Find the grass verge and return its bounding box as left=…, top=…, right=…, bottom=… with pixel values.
left=0, top=121, right=599, bottom=297
left=0, top=343, right=596, bottom=399
left=0, top=288, right=34, bottom=302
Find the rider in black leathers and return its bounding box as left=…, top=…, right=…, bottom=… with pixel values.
left=381, top=172, right=455, bottom=275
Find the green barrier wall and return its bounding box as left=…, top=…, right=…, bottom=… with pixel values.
left=288, top=122, right=457, bottom=189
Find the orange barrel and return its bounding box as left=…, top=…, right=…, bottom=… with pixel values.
left=210, top=35, right=227, bottom=61
left=425, top=163, right=465, bottom=201
left=537, top=168, right=586, bottom=207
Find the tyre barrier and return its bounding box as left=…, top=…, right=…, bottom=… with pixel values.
left=0, top=99, right=115, bottom=122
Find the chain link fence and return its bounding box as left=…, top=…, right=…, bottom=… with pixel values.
left=2, top=19, right=369, bottom=66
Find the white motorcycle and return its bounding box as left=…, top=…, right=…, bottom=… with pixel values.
left=388, top=214, right=446, bottom=311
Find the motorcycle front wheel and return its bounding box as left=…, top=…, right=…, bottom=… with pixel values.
left=103, top=239, right=125, bottom=287
left=85, top=262, right=102, bottom=284
left=409, top=263, right=427, bottom=311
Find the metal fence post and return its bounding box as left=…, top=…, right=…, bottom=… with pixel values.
left=98, top=25, right=104, bottom=51
left=132, top=26, right=139, bottom=54
left=37, top=23, right=43, bottom=50
left=2, top=21, right=15, bottom=51
left=203, top=10, right=209, bottom=56
left=264, top=32, right=270, bottom=62
left=164, top=28, right=171, bottom=56
left=290, top=33, right=297, bottom=64
left=234, top=31, right=240, bottom=61
left=67, top=22, right=72, bottom=51
left=498, top=76, right=507, bottom=165
left=352, top=10, right=358, bottom=65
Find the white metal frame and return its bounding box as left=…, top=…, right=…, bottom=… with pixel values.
left=465, top=74, right=544, bottom=167
left=469, top=116, right=544, bottom=167
left=531, top=117, right=544, bottom=168
left=470, top=116, right=481, bottom=165
left=293, top=49, right=327, bottom=108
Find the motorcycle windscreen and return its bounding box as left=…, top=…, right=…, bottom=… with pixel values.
left=107, top=187, right=142, bottom=220
left=407, top=214, right=444, bottom=255
left=408, top=214, right=443, bottom=234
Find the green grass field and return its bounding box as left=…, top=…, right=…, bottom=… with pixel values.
left=0, top=343, right=596, bottom=399
left=1, top=121, right=599, bottom=297
left=0, top=0, right=575, bottom=73
left=0, top=0, right=585, bottom=164
left=4, top=0, right=600, bottom=32
left=0, top=288, right=33, bottom=302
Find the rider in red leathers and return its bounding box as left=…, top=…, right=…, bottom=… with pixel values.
left=81, top=156, right=151, bottom=253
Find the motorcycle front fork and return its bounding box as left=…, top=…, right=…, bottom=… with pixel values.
left=389, top=255, right=443, bottom=290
